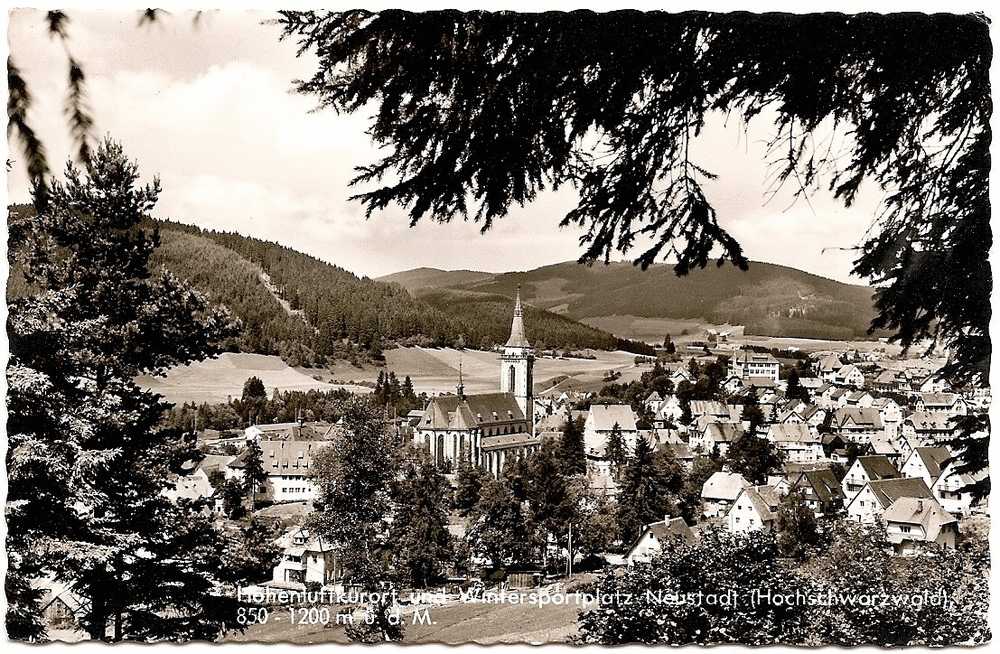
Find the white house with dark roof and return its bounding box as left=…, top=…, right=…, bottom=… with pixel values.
left=899, top=446, right=951, bottom=490
left=841, top=455, right=901, bottom=503
left=726, top=485, right=782, bottom=533
left=790, top=468, right=846, bottom=516
left=882, top=497, right=958, bottom=555
left=729, top=350, right=780, bottom=382
left=816, top=354, right=844, bottom=382
left=846, top=477, right=934, bottom=524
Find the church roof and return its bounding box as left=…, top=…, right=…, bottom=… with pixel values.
left=422, top=392, right=525, bottom=429
left=505, top=287, right=531, bottom=348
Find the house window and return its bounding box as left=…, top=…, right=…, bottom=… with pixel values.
left=508, top=366, right=517, bottom=392
left=900, top=525, right=911, bottom=533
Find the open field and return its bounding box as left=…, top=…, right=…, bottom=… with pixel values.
left=225, top=594, right=589, bottom=644
left=136, top=353, right=370, bottom=405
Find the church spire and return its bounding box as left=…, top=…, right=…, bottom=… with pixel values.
left=505, top=285, right=530, bottom=348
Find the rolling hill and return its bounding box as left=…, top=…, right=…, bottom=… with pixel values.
left=378, top=260, right=880, bottom=342
left=6, top=205, right=635, bottom=364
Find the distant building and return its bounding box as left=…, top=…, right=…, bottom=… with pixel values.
left=932, top=461, right=988, bottom=517
left=765, top=423, right=824, bottom=464
left=271, top=528, right=341, bottom=588
left=899, top=446, right=952, bottom=490
left=583, top=404, right=639, bottom=458
left=702, top=471, right=751, bottom=518
left=831, top=407, right=883, bottom=445
left=729, top=350, right=780, bottom=382
left=626, top=517, right=696, bottom=564
left=882, top=497, right=958, bottom=555
left=727, top=485, right=782, bottom=533
left=841, top=455, right=901, bottom=503
left=845, top=477, right=934, bottom=524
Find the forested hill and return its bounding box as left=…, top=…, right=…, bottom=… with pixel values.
left=381, top=260, right=880, bottom=341
left=6, top=205, right=630, bottom=365
left=149, top=221, right=626, bottom=362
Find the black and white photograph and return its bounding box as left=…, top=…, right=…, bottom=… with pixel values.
left=2, top=3, right=993, bottom=645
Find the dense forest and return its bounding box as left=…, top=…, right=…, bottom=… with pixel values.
left=7, top=205, right=642, bottom=366
left=383, top=260, right=880, bottom=341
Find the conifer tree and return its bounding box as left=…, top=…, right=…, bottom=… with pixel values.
left=605, top=422, right=627, bottom=473
left=557, top=414, right=587, bottom=476
left=242, top=440, right=268, bottom=511
left=6, top=139, right=241, bottom=641
left=615, top=438, right=681, bottom=547
left=308, top=397, right=401, bottom=641
left=453, top=456, right=488, bottom=516
left=389, top=457, right=454, bottom=587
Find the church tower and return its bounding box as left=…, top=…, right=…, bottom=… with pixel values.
left=500, top=286, right=535, bottom=424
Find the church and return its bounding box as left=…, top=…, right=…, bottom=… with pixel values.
left=413, top=288, right=542, bottom=476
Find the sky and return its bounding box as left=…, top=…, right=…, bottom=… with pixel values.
left=6, top=9, right=885, bottom=284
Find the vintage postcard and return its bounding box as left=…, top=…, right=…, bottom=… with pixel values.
left=3, top=4, right=992, bottom=645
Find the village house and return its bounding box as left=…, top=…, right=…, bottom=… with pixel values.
left=643, top=391, right=663, bottom=414
left=882, top=497, right=959, bottom=555
left=789, top=468, right=846, bottom=516
left=726, top=485, right=782, bottom=533
left=653, top=394, right=684, bottom=426
left=816, top=354, right=844, bottom=382
left=688, top=399, right=732, bottom=424
left=873, top=369, right=907, bottom=393
left=583, top=404, right=639, bottom=458
left=871, top=397, right=903, bottom=439
left=868, top=435, right=903, bottom=467
left=234, top=439, right=331, bottom=504
left=765, top=423, right=825, bottom=464
left=728, top=349, right=780, bottom=382
left=244, top=420, right=337, bottom=443
left=915, top=392, right=968, bottom=416
left=270, top=528, right=341, bottom=588
left=416, top=392, right=531, bottom=469
left=899, top=446, right=952, bottom=490
left=625, top=517, right=696, bottom=564
left=841, top=455, right=901, bottom=503
left=932, top=461, right=988, bottom=517
left=702, top=471, right=751, bottom=518
left=844, top=390, right=875, bottom=408
left=912, top=373, right=952, bottom=395
left=901, top=411, right=955, bottom=445
left=691, top=422, right=745, bottom=458
left=164, top=467, right=215, bottom=506
left=846, top=477, right=934, bottom=524
left=831, top=407, right=883, bottom=445
left=833, top=364, right=865, bottom=389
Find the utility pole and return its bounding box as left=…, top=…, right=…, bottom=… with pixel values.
left=567, top=523, right=573, bottom=578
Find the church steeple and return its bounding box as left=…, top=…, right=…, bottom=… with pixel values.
left=505, top=285, right=530, bottom=348
left=500, top=285, right=534, bottom=425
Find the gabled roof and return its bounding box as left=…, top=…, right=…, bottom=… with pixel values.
left=869, top=435, right=900, bottom=456
left=837, top=364, right=862, bottom=379
left=645, top=391, right=663, bottom=403
left=767, top=423, right=820, bottom=444
left=905, top=411, right=954, bottom=432
left=702, top=471, right=751, bottom=501
left=689, top=400, right=730, bottom=418
left=882, top=497, right=956, bottom=542
left=833, top=407, right=883, bottom=429
left=703, top=422, right=745, bottom=444
left=628, top=516, right=695, bottom=553
left=423, top=392, right=525, bottom=429
left=793, top=469, right=845, bottom=505
left=855, top=455, right=901, bottom=481
left=866, top=477, right=934, bottom=509
left=735, top=485, right=782, bottom=522
left=588, top=404, right=638, bottom=432
left=907, top=447, right=952, bottom=479
left=817, top=354, right=844, bottom=372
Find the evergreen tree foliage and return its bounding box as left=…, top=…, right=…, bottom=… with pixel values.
left=615, top=438, right=681, bottom=547
left=467, top=476, right=537, bottom=570
left=725, top=434, right=784, bottom=486
left=241, top=441, right=267, bottom=511
left=774, top=491, right=822, bottom=560
left=557, top=414, right=587, bottom=476
left=453, top=457, right=488, bottom=517
left=389, top=456, right=454, bottom=587
left=5, top=139, right=242, bottom=641
left=308, top=396, right=401, bottom=641
left=604, top=423, right=627, bottom=472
